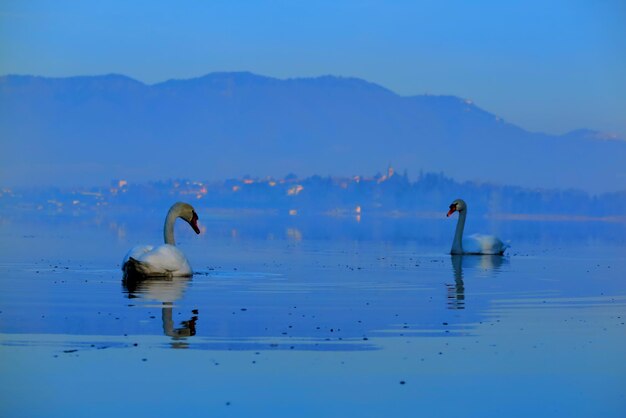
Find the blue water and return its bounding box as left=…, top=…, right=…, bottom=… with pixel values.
left=1, top=216, right=625, bottom=417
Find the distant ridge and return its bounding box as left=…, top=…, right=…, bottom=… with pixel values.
left=560, top=128, right=623, bottom=142
left=1, top=72, right=624, bottom=192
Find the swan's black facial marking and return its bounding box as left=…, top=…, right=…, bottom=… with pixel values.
left=189, top=211, right=200, bottom=234
left=447, top=203, right=458, bottom=217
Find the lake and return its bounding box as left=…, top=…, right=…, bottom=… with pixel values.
left=1, top=213, right=625, bottom=417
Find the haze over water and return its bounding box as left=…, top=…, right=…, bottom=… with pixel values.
left=1, top=214, right=624, bottom=417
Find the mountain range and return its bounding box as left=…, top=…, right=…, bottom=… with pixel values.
left=1, top=72, right=624, bottom=192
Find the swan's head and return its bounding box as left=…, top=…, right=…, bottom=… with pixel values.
left=447, top=199, right=466, bottom=217
left=173, top=202, right=201, bottom=234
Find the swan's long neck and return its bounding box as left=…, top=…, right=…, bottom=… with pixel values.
left=164, top=207, right=179, bottom=245
left=451, top=210, right=466, bottom=254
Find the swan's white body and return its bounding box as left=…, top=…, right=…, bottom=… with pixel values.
left=123, top=244, right=193, bottom=277
left=122, top=202, right=200, bottom=278
left=447, top=199, right=509, bottom=255
left=460, top=233, right=508, bottom=255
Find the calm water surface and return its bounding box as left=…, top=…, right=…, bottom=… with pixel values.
left=1, top=216, right=625, bottom=417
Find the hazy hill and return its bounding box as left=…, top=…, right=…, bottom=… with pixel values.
left=1, top=72, right=624, bottom=192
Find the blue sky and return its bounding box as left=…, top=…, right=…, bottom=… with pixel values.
left=2, top=0, right=625, bottom=137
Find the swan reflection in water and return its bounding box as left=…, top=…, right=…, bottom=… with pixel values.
left=447, top=255, right=507, bottom=310
left=123, top=275, right=198, bottom=348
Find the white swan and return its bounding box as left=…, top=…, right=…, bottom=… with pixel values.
left=447, top=198, right=509, bottom=255
left=122, top=202, right=200, bottom=278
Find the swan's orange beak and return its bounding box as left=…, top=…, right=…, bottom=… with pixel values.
left=447, top=205, right=456, bottom=217
left=190, top=211, right=200, bottom=234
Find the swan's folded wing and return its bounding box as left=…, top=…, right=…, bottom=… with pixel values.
left=136, top=244, right=192, bottom=276
left=122, top=245, right=154, bottom=268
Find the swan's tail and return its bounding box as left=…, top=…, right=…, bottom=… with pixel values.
left=123, top=257, right=151, bottom=279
